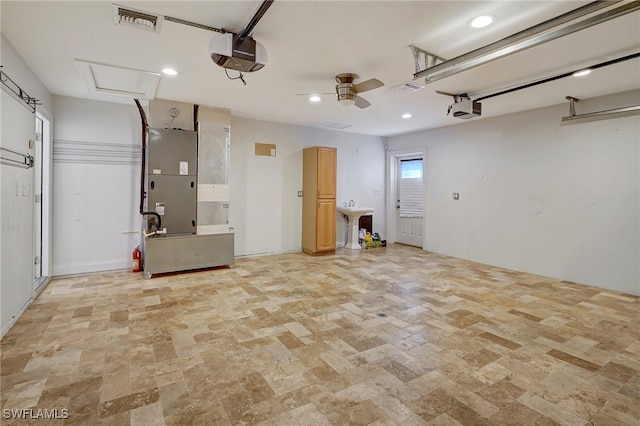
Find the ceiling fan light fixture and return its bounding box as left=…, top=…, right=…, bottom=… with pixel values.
left=469, top=15, right=495, bottom=28
left=336, top=85, right=357, bottom=105
left=333, top=73, right=383, bottom=109
left=338, top=97, right=356, bottom=106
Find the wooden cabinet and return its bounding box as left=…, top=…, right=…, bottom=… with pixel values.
left=302, top=147, right=336, bottom=255
left=316, top=199, right=336, bottom=252
left=316, top=147, right=336, bottom=198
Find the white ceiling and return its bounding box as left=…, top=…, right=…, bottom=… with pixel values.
left=2, top=1, right=639, bottom=136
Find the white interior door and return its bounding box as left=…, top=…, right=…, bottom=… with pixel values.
left=396, top=158, right=424, bottom=247
left=34, top=116, right=43, bottom=284
left=34, top=111, right=51, bottom=292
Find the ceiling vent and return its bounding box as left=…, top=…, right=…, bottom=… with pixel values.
left=324, top=123, right=352, bottom=130
left=390, top=82, right=425, bottom=93
left=112, top=4, right=161, bottom=32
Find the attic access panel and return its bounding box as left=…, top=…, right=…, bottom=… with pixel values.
left=75, top=60, right=160, bottom=99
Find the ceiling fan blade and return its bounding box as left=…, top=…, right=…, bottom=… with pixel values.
left=354, top=96, right=371, bottom=109
left=352, top=78, right=384, bottom=93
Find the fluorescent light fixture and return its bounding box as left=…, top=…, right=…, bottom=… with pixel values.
left=162, top=68, right=178, bottom=75
left=572, top=69, right=591, bottom=77
left=470, top=15, right=495, bottom=28
left=309, top=94, right=321, bottom=102
left=402, top=113, right=412, bottom=119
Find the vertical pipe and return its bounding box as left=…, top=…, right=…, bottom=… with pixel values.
left=134, top=99, right=161, bottom=230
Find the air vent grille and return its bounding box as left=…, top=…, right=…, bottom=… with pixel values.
left=390, top=82, right=425, bottom=93
left=113, top=4, right=161, bottom=32
left=325, top=123, right=352, bottom=130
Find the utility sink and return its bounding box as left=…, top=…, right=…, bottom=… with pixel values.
left=337, top=206, right=374, bottom=250
left=337, top=206, right=375, bottom=217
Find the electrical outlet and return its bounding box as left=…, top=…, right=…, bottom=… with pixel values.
left=297, top=191, right=303, bottom=197
left=452, top=193, right=459, bottom=200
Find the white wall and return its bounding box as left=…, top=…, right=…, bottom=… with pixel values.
left=49, top=98, right=386, bottom=270
left=51, top=96, right=142, bottom=275
left=386, top=90, right=640, bottom=296
left=230, top=117, right=386, bottom=256
left=1, top=35, right=53, bottom=111
left=1, top=34, right=53, bottom=336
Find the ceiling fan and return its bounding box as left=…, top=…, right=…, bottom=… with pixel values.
left=301, top=73, right=385, bottom=109
left=335, top=73, right=384, bottom=109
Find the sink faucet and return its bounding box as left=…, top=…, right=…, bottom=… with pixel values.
left=348, top=200, right=355, bottom=207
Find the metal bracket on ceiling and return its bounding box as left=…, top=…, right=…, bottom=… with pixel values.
left=561, top=95, right=640, bottom=124
left=565, top=96, right=580, bottom=117
left=410, top=45, right=447, bottom=76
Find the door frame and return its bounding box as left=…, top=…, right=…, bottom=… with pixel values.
left=385, top=147, right=427, bottom=249
left=34, top=108, right=53, bottom=292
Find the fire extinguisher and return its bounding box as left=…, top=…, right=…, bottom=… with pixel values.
left=132, top=245, right=142, bottom=273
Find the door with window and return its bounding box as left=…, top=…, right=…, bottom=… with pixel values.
left=396, top=158, right=424, bottom=247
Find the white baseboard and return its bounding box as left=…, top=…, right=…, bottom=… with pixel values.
left=1, top=297, right=33, bottom=339
left=52, top=258, right=130, bottom=276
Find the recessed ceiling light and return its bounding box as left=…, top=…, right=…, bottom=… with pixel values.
left=469, top=15, right=495, bottom=28
left=572, top=69, right=592, bottom=77
left=162, top=68, right=178, bottom=76
left=402, top=113, right=412, bottom=119
left=309, top=94, right=321, bottom=102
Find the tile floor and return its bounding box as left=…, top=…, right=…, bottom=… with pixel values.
left=1, top=244, right=639, bottom=425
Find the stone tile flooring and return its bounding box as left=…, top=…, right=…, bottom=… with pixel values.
left=1, top=244, right=639, bottom=425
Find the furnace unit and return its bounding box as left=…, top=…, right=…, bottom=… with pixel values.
left=137, top=100, right=235, bottom=279
left=146, top=128, right=197, bottom=235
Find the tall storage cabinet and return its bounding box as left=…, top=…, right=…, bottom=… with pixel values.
left=302, top=146, right=337, bottom=255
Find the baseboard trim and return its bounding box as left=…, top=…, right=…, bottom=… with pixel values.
left=52, top=259, right=130, bottom=276
left=1, top=297, right=33, bottom=339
